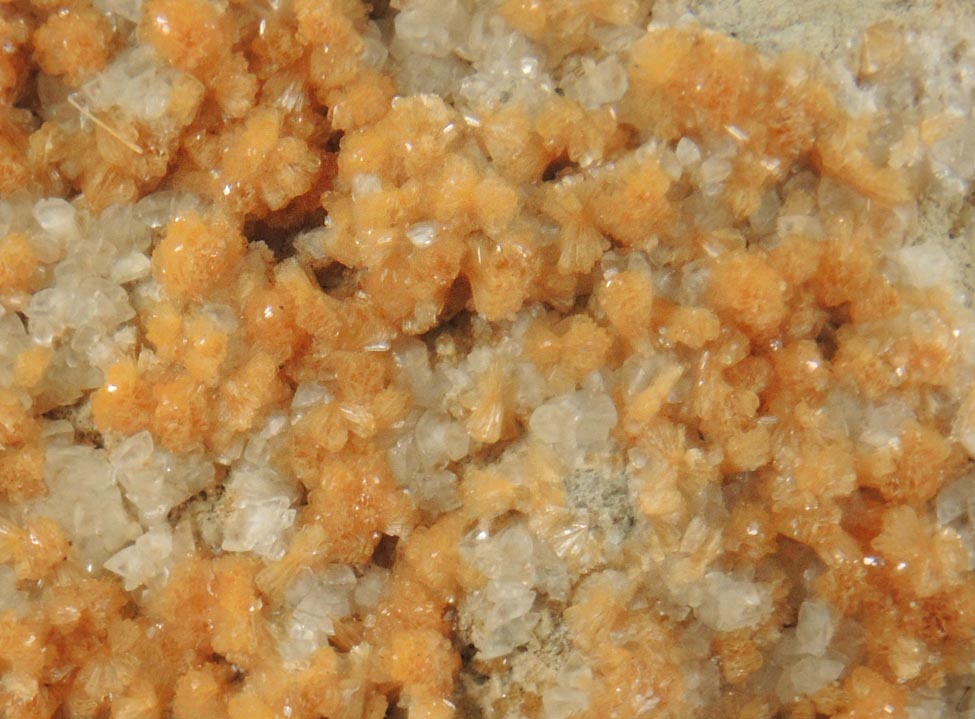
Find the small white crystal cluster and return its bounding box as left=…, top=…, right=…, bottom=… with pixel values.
left=393, top=309, right=713, bottom=710
left=13, top=200, right=137, bottom=403
left=387, top=340, right=472, bottom=514
left=33, top=423, right=214, bottom=589
left=0, top=192, right=198, bottom=409
left=695, top=571, right=774, bottom=632
left=390, top=0, right=549, bottom=107
left=272, top=562, right=395, bottom=664
left=68, top=40, right=205, bottom=158
left=91, top=0, right=142, bottom=24
left=218, top=410, right=301, bottom=561
left=388, top=0, right=635, bottom=139
left=391, top=313, right=593, bottom=516
left=530, top=387, right=618, bottom=449
left=459, top=522, right=569, bottom=660
left=37, top=440, right=142, bottom=571
left=0, top=566, right=28, bottom=616
left=4, top=186, right=305, bottom=585
left=936, top=474, right=975, bottom=559
left=80, top=46, right=193, bottom=122
left=102, top=430, right=213, bottom=588
left=390, top=311, right=620, bottom=508
left=864, top=16, right=975, bottom=197
left=110, top=430, right=214, bottom=524
left=274, top=564, right=357, bottom=662
left=774, top=600, right=846, bottom=700
left=220, top=462, right=297, bottom=561
left=0, top=188, right=289, bottom=589
left=103, top=523, right=188, bottom=592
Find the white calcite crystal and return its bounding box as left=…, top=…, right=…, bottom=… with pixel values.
left=699, top=156, right=733, bottom=186
left=36, top=444, right=142, bottom=569
left=857, top=399, right=914, bottom=451
left=565, top=55, right=629, bottom=108
left=529, top=390, right=618, bottom=457
left=457, top=8, right=551, bottom=111
left=953, top=391, right=975, bottom=460
left=32, top=198, right=79, bottom=248
left=13, top=196, right=159, bottom=411
left=387, top=419, right=465, bottom=517
left=80, top=46, right=189, bottom=121
left=0, top=311, right=29, bottom=388
left=353, top=566, right=390, bottom=612
left=405, top=221, right=439, bottom=248
left=936, top=475, right=975, bottom=526
left=460, top=523, right=570, bottom=660
left=110, top=431, right=215, bottom=525
left=108, top=251, right=152, bottom=285
left=103, top=523, right=178, bottom=591
left=291, top=382, right=331, bottom=411
left=795, top=600, right=836, bottom=657
left=28, top=279, right=135, bottom=347
left=676, top=136, right=703, bottom=167
left=463, top=584, right=538, bottom=661
left=243, top=413, right=289, bottom=466
left=895, top=241, right=958, bottom=288
left=221, top=464, right=297, bottom=561
left=781, top=656, right=846, bottom=698
left=393, top=338, right=443, bottom=408
left=276, top=565, right=357, bottom=662
left=695, top=572, right=773, bottom=632
left=394, top=0, right=471, bottom=58
left=0, top=567, right=28, bottom=616
left=773, top=599, right=845, bottom=698
left=414, top=410, right=470, bottom=467
left=92, top=0, right=142, bottom=23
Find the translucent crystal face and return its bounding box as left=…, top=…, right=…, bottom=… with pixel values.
left=1, top=1, right=975, bottom=718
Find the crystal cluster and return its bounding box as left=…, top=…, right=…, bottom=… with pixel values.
left=1, top=1, right=975, bottom=719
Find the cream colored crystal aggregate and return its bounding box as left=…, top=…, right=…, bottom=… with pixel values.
left=1, top=1, right=975, bottom=719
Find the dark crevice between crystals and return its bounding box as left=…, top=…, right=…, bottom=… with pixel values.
left=43, top=394, right=104, bottom=449
left=325, top=129, right=345, bottom=153
left=815, top=317, right=842, bottom=362
left=314, top=260, right=358, bottom=298
left=382, top=687, right=406, bottom=719
left=542, top=153, right=579, bottom=182
left=370, top=533, right=399, bottom=569
left=244, top=208, right=327, bottom=263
